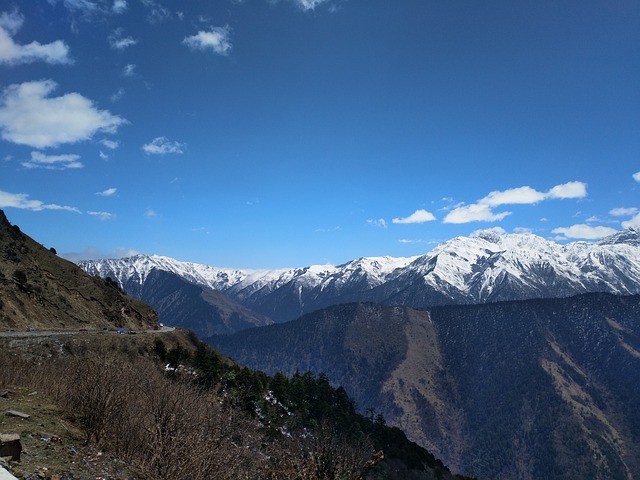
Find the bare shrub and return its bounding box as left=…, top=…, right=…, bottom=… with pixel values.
left=265, top=419, right=377, bottom=480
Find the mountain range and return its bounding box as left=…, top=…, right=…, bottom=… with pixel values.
left=79, top=228, right=640, bottom=336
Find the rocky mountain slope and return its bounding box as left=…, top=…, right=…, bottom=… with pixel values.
left=79, top=228, right=640, bottom=326
left=0, top=210, right=157, bottom=331
left=210, top=294, right=640, bottom=479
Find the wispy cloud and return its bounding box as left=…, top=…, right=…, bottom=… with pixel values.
left=22, top=151, right=83, bottom=169
left=0, top=80, right=125, bottom=148
left=110, top=88, right=125, bottom=102
left=145, top=208, right=157, bottom=218
left=0, top=189, right=80, bottom=213
left=99, top=139, right=119, bottom=149
left=633, top=171, right=640, bottom=183
left=122, top=63, right=136, bottom=77
left=142, top=136, right=185, bottom=155
left=0, top=10, right=72, bottom=65
left=367, top=218, right=387, bottom=228
left=87, top=210, right=114, bottom=220
left=290, top=0, right=332, bottom=11
left=552, top=224, right=617, bottom=240
left=183, top=27, right=232, bottom=55
left=112, top=0, right=127, bottom=13
left=392, top=209, right=436, bottom=224
left=610, top=207, right=638, bottom=217
left=398, top=238, right=424, bottom=244
left=143, top=1, right=170, bottom=24
left=96, top=187, right=117, bottom=196
left=108, top=28, right=136, bottom=50
left=443, top=181, right=587, bottom=224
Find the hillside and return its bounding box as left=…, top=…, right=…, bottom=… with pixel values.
left=0, top=210, right=157, bottom=332
left=80, top=228, right=640, bottom=325
left=0, top=209, right=467, bottom=479
left=210, top=294, right=640, bottom=479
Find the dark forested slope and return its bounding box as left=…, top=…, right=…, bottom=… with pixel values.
left=211, top=294, right=640, bottom=479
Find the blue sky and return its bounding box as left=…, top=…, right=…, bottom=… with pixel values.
left=1, top=0, right=639, bottom=268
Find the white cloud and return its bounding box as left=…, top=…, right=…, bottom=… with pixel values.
left=633, top=171, right=640, bottom=182
left=610, top=207, right=638, bottom=217
left=0, top=189, right=80, bottom=213
left=57, top=0, right=98, bottom=14
left=108, top=29, right=136, bottom=50
left=22, top=151, right=83, bottom=169
left=142, top=136, right=185, bottom=155
left=183, top=27, right=232, bottom=55
left=443, top=181, right=587, bottom=224
left=444, top=203, right=511, bottom=224
left=513, top=227, right=533, bottom=234
left=546, top=181, right=587, bottom=199
left=100, top=139, right=119, bottom=149
left=122, top=63, right=136, bottom=76
left=552, top=224, right=617, bottom=240
left=96, top=187, right=117, bottom=196
left=99, top=150, right=108, bottom=160
left=585, top=216, right=600, bottom=223
left=112, top=0, right=127, bottom=13
left=392, top=209, right=436, bottom=224
left=0, top=80, right=125, bottom=148
left=87, top=210, right=114, bottom=220
left=145, top=208, right=157, bottom=218
left=291, top=0, right=331, bottom=10
left=622, top=213, right=640, bottom=229
left=367, top=218, right=387, bottom=228
left=480, top=186, right=545, bottom=207
left=0, top=10, right=72, bottom=65
left=398, top=239, right=424, bottom=244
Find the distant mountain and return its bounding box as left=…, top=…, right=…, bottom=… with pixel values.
left=0, top=209, right=157, bottom=331
left=79, top=228, right=640, bottom=325
left=134, top=268, right=273, bottom=336
left=210, top=294, right=640, bottom=480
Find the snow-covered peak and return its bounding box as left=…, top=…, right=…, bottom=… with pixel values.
left=597, top=227, right=640, bottom=247
left=78, top=228, right=640, bottom=323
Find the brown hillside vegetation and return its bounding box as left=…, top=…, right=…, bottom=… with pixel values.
left=0, top=210, right=157, bottom=332
left=0, top=330, right=468, bottom=480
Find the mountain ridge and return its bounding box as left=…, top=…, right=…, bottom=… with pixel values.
left=79, top=228, right=640, bottom=325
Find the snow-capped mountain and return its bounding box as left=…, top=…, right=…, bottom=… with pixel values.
left=78, top=227, right=640, bottom=324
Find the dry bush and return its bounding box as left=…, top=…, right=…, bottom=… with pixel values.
left=265, top=420, right=377, bottom=480
left=0, top=348, right=379, bottom=480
